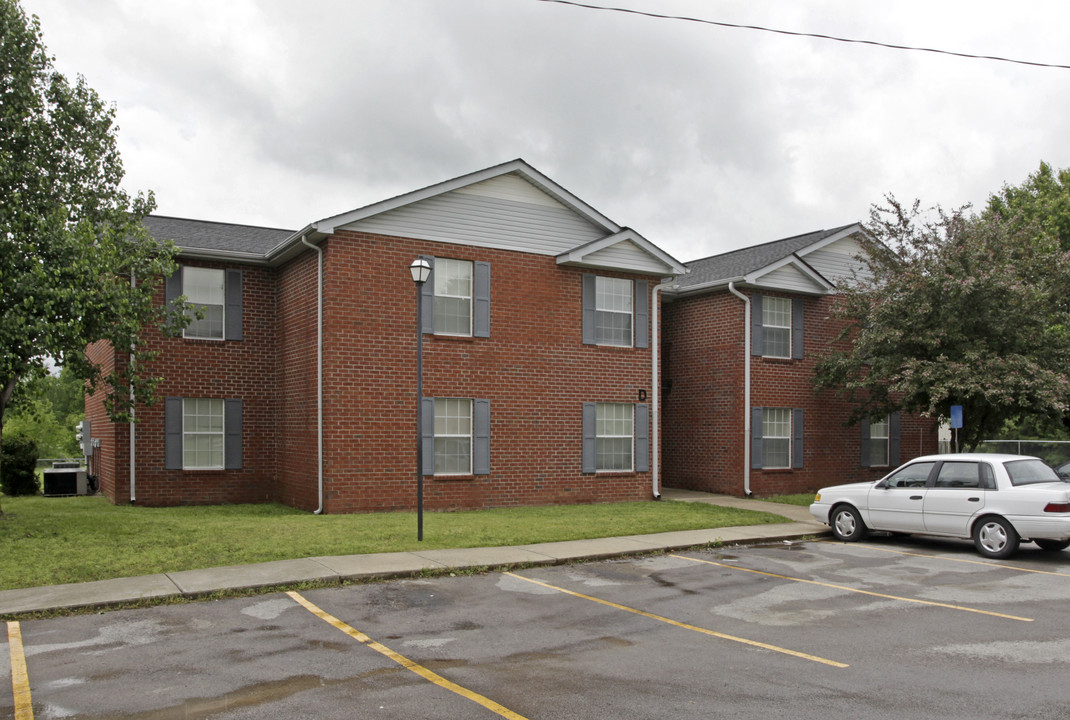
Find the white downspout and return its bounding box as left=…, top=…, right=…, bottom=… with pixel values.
left=651, top=280, right=678, bottom=500
left=728, top=282, right=753, bottom=496
left=301, top=235, right=325, bottom=514
left=129, top=269, right=136, bottom=504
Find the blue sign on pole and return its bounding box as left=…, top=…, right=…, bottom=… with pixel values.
left=950, top=405, right=963, bottom=429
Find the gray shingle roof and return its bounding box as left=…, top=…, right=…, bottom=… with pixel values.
left=144, top=215, right=295, bottom=257
left=676, top=224, right=856, bottom=290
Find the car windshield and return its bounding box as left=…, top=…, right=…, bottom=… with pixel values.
left=1003, top=459, right=1062, bottom=486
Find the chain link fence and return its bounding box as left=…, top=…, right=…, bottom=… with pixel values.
left=972, top=440, right=1070, bottom=470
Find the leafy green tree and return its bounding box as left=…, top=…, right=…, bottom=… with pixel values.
left=815, top=196, right=1070, bottom=451
left=987, top=161, right=1070, bottom=250
left=0, top=1, right=184, bottom=513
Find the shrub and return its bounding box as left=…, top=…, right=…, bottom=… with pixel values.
left=1, top=434, right=40, bottom=496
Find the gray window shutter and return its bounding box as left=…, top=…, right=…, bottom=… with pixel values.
left=474, top=398, right=491, bottom=475
left=421, top=397, right=435, bottom=475
left=751, top=294, right=763, bottom=356
left=793, top=408, right=804, bottom=469
left=165, top=397, right=182, bottom=470
left=474, top=262, right=491, bottom=338
left=889, top=412, right=902, bottom=466
left=635, top=403, right=650, bottom=472
left=860, top=418, right=872, bottom=467
left=420, top=257, right=435, bottom=334
left=792, top=298, right=804, bottom=360
left=582, top=274, right=597, bottom=345
left=225, top=269, right=243, bottom=341
left=634, top=279, right=649, bottom=349
left=582, top=402, right=597, bottom=473
left=225, top=398, right=242, bottom=470
left=750, top=407, right=763, bottom=469
left=165, top=266, right=183, bottom=331
left=81, top=420, right=92, bottom=457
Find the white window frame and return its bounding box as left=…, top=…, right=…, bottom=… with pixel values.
left=868, top=416, right=890, bottom=467
left=183, top=398, right=225, bottom=470
left=182, top=267, right=226, bottom=341
left=762, top=407, right=792, bottom=469
left=762, top=296, right=791, bottom=358
left=434, top=259, right=473, bottom=336
left=596, top=402, right=634, bottom=471
left=595, top=276, right=633, bottom=347
left=434, top=398, right=473, bottom=475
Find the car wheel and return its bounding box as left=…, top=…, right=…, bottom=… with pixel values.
left=830, top=504, right=867, bottom=542
left=972, top=517, right=1020, bottom=559
left=1034, top=539, right=1070, bottom=552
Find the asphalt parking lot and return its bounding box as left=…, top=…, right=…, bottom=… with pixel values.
left=6, top=535, right=1070, bottom=720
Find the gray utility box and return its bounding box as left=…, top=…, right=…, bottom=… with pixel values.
left=43, top=468, right=89, bottom=496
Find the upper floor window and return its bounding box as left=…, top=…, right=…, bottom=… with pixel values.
left=595, top=277, right=633, bottom=346
left=751, top=294, right=802, bottom=360
left=421, top=258, right=491, bottom=338
left=165, top=265, right=243, bottom=342
left=434, top=259, right=473, bottom=336
left=183, top=267, right=225, bottom=340
left=761, top=297, right=792, bottom=358
left=582, top=275, right=649, bottom=349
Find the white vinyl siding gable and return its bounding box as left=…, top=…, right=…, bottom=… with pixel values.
left=345, top=176, right=606, bottom=257
left=802, top=235, right=871, bottom=287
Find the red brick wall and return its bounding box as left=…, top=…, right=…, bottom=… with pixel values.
left=316, top=230, right=655, bottom=513
left=91, top=263, right=280, bottom=506
left=662, top=288, right=938, bottom=496
left=89, top=235, right=657, bottom=512
left=84, top=340, right=125, bottom=501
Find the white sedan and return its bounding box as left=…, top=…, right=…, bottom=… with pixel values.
left=810, top=453, right=1070, bottom=558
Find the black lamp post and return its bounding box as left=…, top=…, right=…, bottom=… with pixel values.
left=409, top=257, right=432, bottom=540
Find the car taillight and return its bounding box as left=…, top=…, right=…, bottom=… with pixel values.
left=1044, top=502, right=1070, bottom=513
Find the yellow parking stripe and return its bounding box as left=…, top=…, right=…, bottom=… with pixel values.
left=286, top=591, right=529, bottom=720
left=673, top=554, right=1033, bottom=622
left=503, top=572, right=847, bottom=668
left=7, top=621, right=34, bottom=720
left=820, top=539, right=1070, bottom=577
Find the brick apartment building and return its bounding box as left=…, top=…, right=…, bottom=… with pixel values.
left=661, top=226, right=937, bottom=497
left=84, top=160, right=937, bottom=511
left=85, top=159, right=688, bottom=512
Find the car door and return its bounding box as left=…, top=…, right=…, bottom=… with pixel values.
left=923, top=461, right=987, bottom=536
left=866, top=461, right=936, bottom=532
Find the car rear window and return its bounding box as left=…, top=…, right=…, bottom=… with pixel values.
left=1003, top=459, right=1062, bottom=486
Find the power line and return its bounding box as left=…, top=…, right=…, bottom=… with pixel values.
left=533, top=0, right=1070, bottom=71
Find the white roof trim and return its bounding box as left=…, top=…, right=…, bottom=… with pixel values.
left=312, top=159, right=622, bottom=236
left=555, top=228, right=688, bottom=275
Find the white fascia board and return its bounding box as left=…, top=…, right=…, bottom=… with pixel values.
left=175, top=247, right=270, bottom=265
left=555, top=228, right=689, bottom=275
left=313, top=159, right=622, bottom=236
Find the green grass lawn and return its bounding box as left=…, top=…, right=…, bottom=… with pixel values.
left=762, top=493, right=817, bottom=507
left=0, top=495, right=789, bottom=591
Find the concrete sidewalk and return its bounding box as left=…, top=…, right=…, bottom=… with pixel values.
left=0, top=490, right=828, bottom=616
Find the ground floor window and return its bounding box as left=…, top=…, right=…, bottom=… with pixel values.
left=762, top=407, right=792, bottom=469
left=751, top=407, right=803, bottom=470
left=434, top=398, right=473, bottom=475
left=165, top=396, right=242, bottom=471
left=596, top=402, right=634, bottom=471
left=867, top=416, right=890, bottom=467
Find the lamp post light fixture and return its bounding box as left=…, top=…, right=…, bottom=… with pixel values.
left=409, top=257, right=432, bottom=541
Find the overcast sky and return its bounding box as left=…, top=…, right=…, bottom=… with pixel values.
left=21, top=0, right=1070, bottom=262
